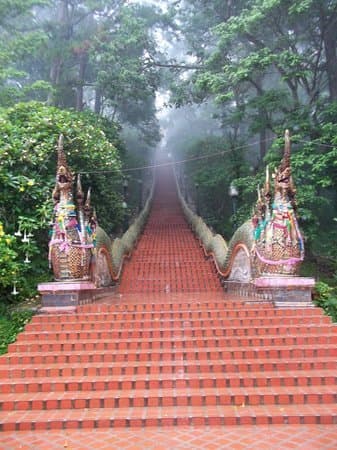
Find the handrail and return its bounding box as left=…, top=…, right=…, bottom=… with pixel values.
left=95, top=174, right=155, bottom=283
left=174, top=168, right=253, bottom=279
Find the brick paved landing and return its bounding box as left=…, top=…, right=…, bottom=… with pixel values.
left=1, top=425, right=336, bottom=449
left=0, top=166, right=336, bottom=448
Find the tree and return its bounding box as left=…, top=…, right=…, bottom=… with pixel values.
left=0, top=0, right=51, bottom=106
left=162, top=0, right=337, bottom=268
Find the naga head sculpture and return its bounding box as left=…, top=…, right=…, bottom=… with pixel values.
left=52, top=134, right=73, bottom=203
left=49, top=135, right=94, bottom=281
left=273, top=129, right=297, bottom=209
left=252, top=130, right=304, bottom=277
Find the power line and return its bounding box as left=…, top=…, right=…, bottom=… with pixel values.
left=76, top=135, right=337, bottom=176
left=78, top=137, right=274, bottom=175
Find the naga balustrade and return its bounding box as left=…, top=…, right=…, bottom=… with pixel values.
left=39, top=130, right=314, bottom=308
left=175, top=130, right=314, bottom=307
left=38, top=134, right=154, bottom=307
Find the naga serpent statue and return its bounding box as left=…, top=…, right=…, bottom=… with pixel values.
left=49, top=130, right=304, bottom=292
left=49, top=135, right=96, bottom=281
left=251, top=130, right=304, bottom=277
left=179, top=130, right=304, bottom=283
left=49, top=135, right=152, bottom=286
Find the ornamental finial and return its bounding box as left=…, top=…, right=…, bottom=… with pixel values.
left=76, top=173, right=85, bottom=209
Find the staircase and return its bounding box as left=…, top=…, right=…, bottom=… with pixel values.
left=119, top=167, right=220, bottom=294
left=0, top=166, right=337, bottom=433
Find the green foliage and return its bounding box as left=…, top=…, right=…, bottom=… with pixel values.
left=0, top=1, right=50, bottom=106
left=182, top=135, right=249, bottom=236
left=0, top=101, right=123, bottom=302
left=313, top=281, right=337, bottom=322
left=0, top=0, right=162, bottom=151
left=0, top=222, right=21, bottom=290
left=93, top=5, right=161, bottom=126
left=169, top=1, right=337, bottom=273
left=0, top=306, right=34, bottom=354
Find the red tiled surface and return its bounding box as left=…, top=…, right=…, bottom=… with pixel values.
left=1, top=425, right=337, bottom=449
left=0, top=166, right=336, bottom=445
left=119, top=167, right=222, bottom=294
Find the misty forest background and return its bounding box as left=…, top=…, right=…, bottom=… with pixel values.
left=0, top=0, right=337, bottom=318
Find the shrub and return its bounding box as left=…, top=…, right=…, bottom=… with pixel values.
left=0, top=101, right=124, bottom=301
left=313, top=281, right=337, bottom=322
left=0, top=306, right=34, bottom=354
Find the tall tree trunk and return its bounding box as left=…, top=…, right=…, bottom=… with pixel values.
left=75, top=52, right=88, bottom=111
left=320, top=6, right=337, bottom=101
left=47, top=57, right=62, bottom=105
left=323, top=24, right=337, bottom=101
left=252, top=79, right=268, bottom=161
left=259, top=126, right=267, bottom=161
left=94, top=87, right=102, bottom=115
left=48, top=0, right=70, bottom=106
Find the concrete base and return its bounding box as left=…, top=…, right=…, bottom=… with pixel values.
left=38, top=281, right=116, bottom=308
left=223, top=277, right=315, bottom=307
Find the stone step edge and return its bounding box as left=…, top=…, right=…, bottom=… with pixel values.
left=15, top=329, right=337, bottom=345
left=36, top=305, right=324, bottom=317
left=8, top=336, right=337, bottom=354
left=1, top=404, right=336, bottom=431
left=2, top=356, right=336, bottom=377
left=3, top=342, right=337, bottom=359
left=1, top=369, right=336, bottom=391
left=1, top=384, right=336, bottom=405
left=23, top=321, right=335, bottom=335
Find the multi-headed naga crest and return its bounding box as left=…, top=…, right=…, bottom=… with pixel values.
left=49, top=135, right=96, bottom=281
left=252, top=130, right=304, bottom=276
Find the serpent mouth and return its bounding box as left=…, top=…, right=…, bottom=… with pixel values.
left=57, top=165, right=71, bottom=184
left=279, top=175, right=289, bottom=183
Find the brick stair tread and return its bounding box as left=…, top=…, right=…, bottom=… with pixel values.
left=19, top=324, right=337, bottom=340
left=2, top=344, right=336, bottom=365
left=9, top=334, right=337, bottom=353
left=1, top=404, right=337, bottom=431
left=1, top=356, right=336, bottom=377
left=25, top=311, right=334, bottom=326
left=32, top=308, right=326, bottom=322
left=1, top=384, right=336, bottom=408
left=25, top=316, right=331, bottom=332
left=4, top=341, right=337, bottom=355
left=1, top=369, right=336, bottom=392
left=51, top=301, right=318, bottom=311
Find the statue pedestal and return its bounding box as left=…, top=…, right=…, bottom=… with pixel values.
left=38, top=281, right=116, bottom=310
left=253, top=276, right=315, bottom=307
left=223, top=277, right=315, bottom=307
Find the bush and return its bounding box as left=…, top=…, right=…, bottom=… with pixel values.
left=313, top=281, right=337, bottom=322
left=0, top=101, right=124, bottom=302
left=0, top=306, right=34, bottom=354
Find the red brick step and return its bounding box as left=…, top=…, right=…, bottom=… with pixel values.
left=1, top=404, right=337, bottom=432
